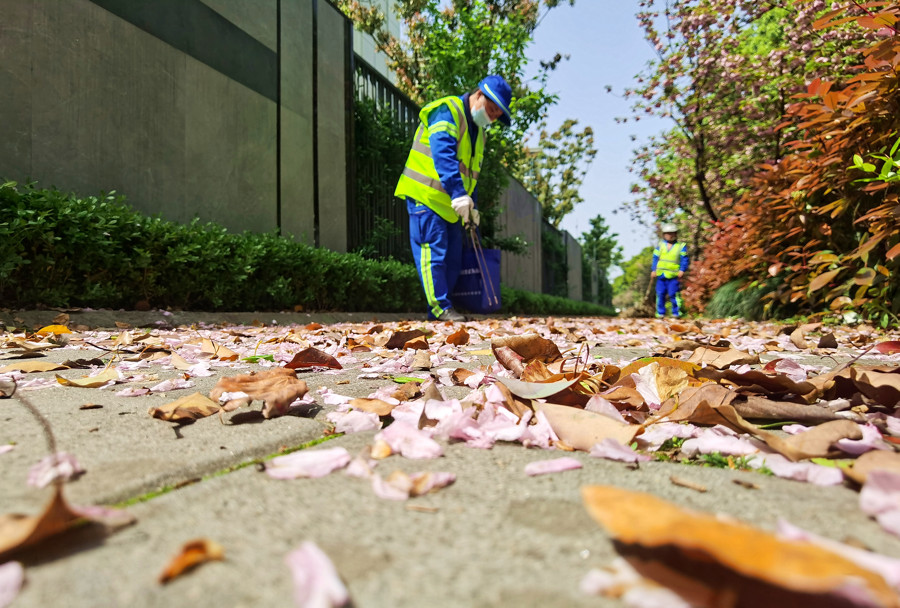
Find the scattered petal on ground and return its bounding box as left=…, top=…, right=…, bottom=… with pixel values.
left=0, top=561, right=24, bottom=608
left=27, top=452, right=84, bottom=488
left=266, top=447, right=352, bottom=480
left=285, top=541, right=350, bottom=608
left=590, top=438, right=652, bottom=463
left=524, top=457, right=583, bottom=476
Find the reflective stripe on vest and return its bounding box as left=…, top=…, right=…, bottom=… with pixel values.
left=394, top=96, right=484, bottom=223
left=654, top=241, right=684, bottom=278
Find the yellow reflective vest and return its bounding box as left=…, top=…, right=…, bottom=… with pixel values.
left=394, top=96, right=485, bottom=223
left=654, top=241, right=687, bottom=278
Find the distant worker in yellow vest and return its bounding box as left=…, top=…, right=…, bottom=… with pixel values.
left=394, top=75, right=513, bottom=322
left=650, top=223, right=689, bottom=318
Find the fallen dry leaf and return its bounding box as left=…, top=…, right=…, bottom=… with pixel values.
left=0, top=361, right=68, bottom=373
left=686, top=346, right=760, bottom=369
left=582, top=485, right=900, bottom=607
left=200, top=338, right=239, bottom=361
left=149, top=392, right=221, bottom=422
left=35, top=325, right=71, bottom=336
left=158, top=538, right=225, bottom=584
left=534, top=402, right=638, bottom=451
left=210, top=368, right=308, bottom=419
left=385, top=329, right=426, bottom=349
left=284, top=347, right=342, bottom=370
left=844, top=450, right=900, bottom=485
left=491, top=334, right=561, bottom=364
left=349, top=398, right=397, bottom=417
left=0, top=486, right=135, bottom=562
left=55, top=368, right=119, bottom=388
left=446, top=327, right=469, bottom=346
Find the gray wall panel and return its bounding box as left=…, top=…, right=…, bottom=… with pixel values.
left=565, top=231, right=583, bottom=302
left=279, top=0, right=315, bottom=243
left=316, top=1, right=348, bottom=252
left=28, top=0, right=186, bottom=211
left=199, top=0, right=277, bottom=50
left=183, top=61, right=277, bottom=234
left=0, top=2, right=33, bottom=182
left=498, top=177, right=542, bottom=293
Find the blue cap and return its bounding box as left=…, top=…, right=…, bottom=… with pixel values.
left=478, top=75, right=512, bottom=127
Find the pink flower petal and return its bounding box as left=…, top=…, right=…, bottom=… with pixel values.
left=749, top=453, right=842, bottom=486
left=115, top=387, right=150, bottom=397
left=28, top=452, right=84, bottom=488
left=285, top=542, right=349, bottom=608
left=524, top=457, right=583, bottom=476
left=860, top=470, right=900, bottom=517
left=837, top=423, right=889, bottom=455
left=584, top=395, right=627, bottom=423
left=266, top=447, right=351, bottom=480
left=521, top=410, right=559, bottom=449
left=637, top=422, right=698, bottom=451
left=325, top=410, right=382, bottom=434
left=375, top=422, right=443, bottom=459
left=0, top=562, right=24, bottom=608
left=590, top=438, right=651, bottom=463
left=680, top=427, right=760, bottom=458
left=371, top=474, right=411, bottom=500
left=0, top=445, right=13, bottom=455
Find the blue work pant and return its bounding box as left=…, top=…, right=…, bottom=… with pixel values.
left=656, top=276, right=681, bottom=317
left=407, top=200, right=462, bottom=318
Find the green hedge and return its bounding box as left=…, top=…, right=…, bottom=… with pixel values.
left=0, top=181, right=614, bottom=316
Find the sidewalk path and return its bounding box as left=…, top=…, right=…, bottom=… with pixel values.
left=2, top=310, right=900, bottom=607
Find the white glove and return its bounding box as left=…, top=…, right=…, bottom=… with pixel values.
left=470, top=208, right=480, bottom=226
left=451, top=195, right=474, bottom=224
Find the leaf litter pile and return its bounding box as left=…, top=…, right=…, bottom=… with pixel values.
left=4, top=315, right=900, bottom=606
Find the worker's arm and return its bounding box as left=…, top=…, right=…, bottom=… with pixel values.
left=426, top=105, right=467, bottom=200
left=650, top=252, right=659, bottom=277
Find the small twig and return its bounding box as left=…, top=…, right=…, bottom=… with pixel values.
left=670, top=474, right=707, bottom=493
left=16, top=389, right=63, bottom=489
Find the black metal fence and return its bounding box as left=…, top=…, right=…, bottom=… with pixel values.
left=348, top=56, right=420, bottom=261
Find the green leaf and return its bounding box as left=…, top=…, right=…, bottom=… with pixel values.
left=852, top=153, right=864, bottom=167
left=392, top=376, right=425, bottom=384
left=241, top=354, right=276, bottom=363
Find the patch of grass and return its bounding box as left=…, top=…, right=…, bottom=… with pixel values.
left=113, top=434, right=339, bottom=508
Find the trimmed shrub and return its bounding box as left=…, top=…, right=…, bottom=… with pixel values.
left=0, top=181, right=614, bottom=316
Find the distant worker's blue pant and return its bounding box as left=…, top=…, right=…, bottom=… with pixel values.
left=656, top=276, right=681, bottom=317
left=407, top=199, right=462, bottom=319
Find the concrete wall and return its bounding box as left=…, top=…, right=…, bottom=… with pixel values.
left=497, top=176, right=542, bottom=293
left=0, top=0, right=349, bottom=248
left=565, top=231, right=583, bottom=302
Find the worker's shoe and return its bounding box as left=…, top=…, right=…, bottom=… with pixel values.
left=437, top=308, right=465, bottom=322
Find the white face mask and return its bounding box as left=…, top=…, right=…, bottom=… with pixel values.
left=472, top=105, right=493, bottom=129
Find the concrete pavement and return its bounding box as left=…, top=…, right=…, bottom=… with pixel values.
left=2, top=310, right=899, bottom=607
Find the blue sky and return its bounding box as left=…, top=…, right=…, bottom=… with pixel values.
left=524, top=1, right=670, bottom=267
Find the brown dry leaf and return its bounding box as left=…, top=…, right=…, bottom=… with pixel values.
left=615, top=357, right=700, bottom=383
left=149, top=392, right=221, bottom=422
left=657, top=384, right=740, bottom=426
left=490, top=379, right=532, bottom=420
left=0, top=486, right=135, bottom=562
left=158, top=538, right=225, bottom=584
left=385, top=330, right=426, bottom=349
left=349, top=398, right=397, bottom=417
left=581, top=485, right=900, bottom=608
left=790, top=326, right=809, bottom=349
left=56, top=368, right=119, bottom=388
left=209, top=368, right=308, bottom=419
left=520, top=359, right=556, bottom=383
left=817, top=333, right=839, bottom=349
left=52, top=313, right=70, bottom=326
left=346, top=337, right=371, bottom=352
left=446, top=327, right=469, bottom=346
left=844, top=450, right=900, bottom=485
left=284, top=347, right=342, bottom=370
left=534, top=402, right=638, bottom=451
left=696, top=368, right=819, bottom=403
left=411, top=350, right=432, bottom=370
left=200, top=338, right=239, bottom=361
left=450, top=368, right=476, bottom=386
left=850, top=366, right=900, bottom=407
left=0, top=360, right=68, bottom=373
left=601, top=386, right=646, bottom=409
left=686, top=346, right=760, bottom=369
left=730, top=395, right=844, bottom=424
left=403, top=336, right=430, bottom=350
left=170, top=353, right=194, bottom=371
left=493, top=345, right=526, bottom=377
left=491, top=334, right=562, bottom=364
left=764, top=420, right=862, bottom=461
left=656, top=366, right=690, bottom=402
